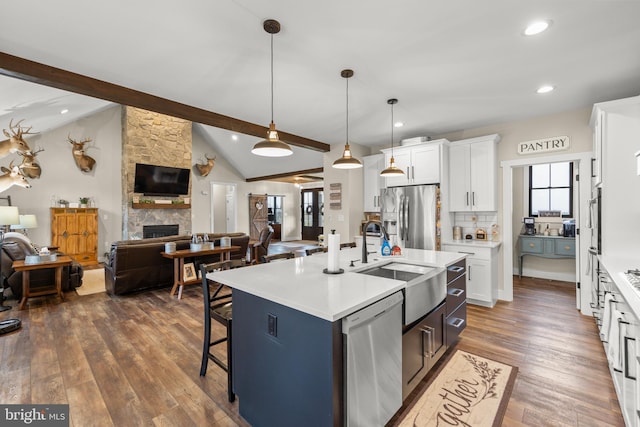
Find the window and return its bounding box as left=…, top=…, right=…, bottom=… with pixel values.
left=529, top=162, right=573, bottom=217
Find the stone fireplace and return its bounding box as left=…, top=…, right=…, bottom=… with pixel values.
left=122, top=107, right=192, bottom=239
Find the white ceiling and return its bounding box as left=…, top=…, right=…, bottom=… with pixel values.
left=1, top=0, right=639, bottom=180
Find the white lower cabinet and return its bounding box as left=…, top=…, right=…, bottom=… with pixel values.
left=442, top=244, right=498, bottom=307
left=594, top=263, right=640, bottom=426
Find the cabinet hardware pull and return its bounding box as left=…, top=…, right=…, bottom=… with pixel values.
left=529, top=243, right=535, bottom=248
left=412, top=165, right=415, bottom=180
left=466, top=192, right=469, bottom=206
left=468, top=266, right=472, bottom=281
left=406, top=167, right=410, bottom=181
left=458, top=251, right=475, bottom=255
left=448, top=266, right=465, bottom=273
left=564, top=245, right=571, bottom=251
left=450, top=318, right=465, bottom=329
left=448, top=288, right=464, bottom=297
left=472, top=192, right=475, bottom=206
left=420, top=326, right=434, bottom=357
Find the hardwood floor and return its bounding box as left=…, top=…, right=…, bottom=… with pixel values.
left=0, top=276, right=624, bottom=426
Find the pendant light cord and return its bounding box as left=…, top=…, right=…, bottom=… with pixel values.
left=270, top=34, right=274, bottom=124
left=390, top=101, right=394, bottom=155
left=345, top=77, right=349, bottom=143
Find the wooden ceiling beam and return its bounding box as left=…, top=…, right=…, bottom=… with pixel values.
left=245, top=167, right=323, bottom=183
left=0, top=51, right=330, bottom=152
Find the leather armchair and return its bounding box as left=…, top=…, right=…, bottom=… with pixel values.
left=0, top=233, right=83, bottom=300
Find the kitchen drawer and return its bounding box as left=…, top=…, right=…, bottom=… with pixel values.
left=446, top=274, right=466, bottom=315
left=554, top=239, right=575, bottom=256
left=447, top=259, right=466, bottom=283
left=443, top=245, right=492, bottom=261
left=446, top=302, right=467, bottom=346
left=520, top=237, right=544, bottom=254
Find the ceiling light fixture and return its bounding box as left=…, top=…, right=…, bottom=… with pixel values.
left=536, top=85, right=555, bottom=94
left=394, top=122, right=404, bottom=128
left=60, top=109, right=69, bottom=114
left=332, top=69, right=362, bottom=169
left=251, top=19, right=293, bottom=157
left=380, top=98, right=405, bottom=177
left=524, top=20, right=551, bottom=36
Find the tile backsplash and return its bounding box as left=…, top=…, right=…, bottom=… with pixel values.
left=453, top=212, right=498, bottom=239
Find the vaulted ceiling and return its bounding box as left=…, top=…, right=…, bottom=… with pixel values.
left=1, top=1, right=639, bottom=180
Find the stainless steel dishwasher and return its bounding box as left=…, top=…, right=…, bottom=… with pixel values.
left=343, top=291, right=403, bottom=427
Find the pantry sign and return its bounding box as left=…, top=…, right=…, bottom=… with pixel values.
left=517, top=135, right=570, bottom=155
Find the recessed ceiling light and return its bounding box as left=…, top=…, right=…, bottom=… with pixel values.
left=231, top=134, right=238, bottom=141
left=524, top=20, right=551, bottom=36
left=394, top=122, right=404, bottom=128
left=536, top=85, right=555, bottom=94
left=60, top=109, right=69, bottom=114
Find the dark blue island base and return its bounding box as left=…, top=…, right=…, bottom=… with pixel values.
left=233, top=289, right=344, bottom=427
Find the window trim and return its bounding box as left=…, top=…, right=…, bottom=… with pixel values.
left=528, top=162, right=573, bottom=218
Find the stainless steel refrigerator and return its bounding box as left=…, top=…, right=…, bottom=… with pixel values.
left=380, top=185, right=438, bottom=250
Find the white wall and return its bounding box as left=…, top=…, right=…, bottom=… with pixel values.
left=4, top=106, right=123, bottom=260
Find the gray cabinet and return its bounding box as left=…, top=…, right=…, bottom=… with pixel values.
left=517, top=235, right=576, bottom=277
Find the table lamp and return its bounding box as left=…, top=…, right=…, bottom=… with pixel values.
left=0, top=206, right=20, bottom=312
left=10, top=214, right=38, bottom=238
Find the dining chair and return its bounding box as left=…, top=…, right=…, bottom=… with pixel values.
left=340, top=242, right=356, bottom=249
left=200, top=260, right=235, bottom=402
left=260, top=252, right=295, bottom=263
left=252, top=226, right=274, bottom=263
left=305, top=247, right=327, bottom=256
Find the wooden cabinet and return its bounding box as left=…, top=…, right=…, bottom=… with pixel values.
left=443, top=243, right=499, bottom=307
left=448, top=134, right=499, bottom=211
left=363, top=153, right=385, bottom=212
left=381, top=140, right=447, bottom=187
left=50, top=208, right=98, bottom=265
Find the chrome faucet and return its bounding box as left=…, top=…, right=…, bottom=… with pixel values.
left=362, top=220, right=389, bottom=264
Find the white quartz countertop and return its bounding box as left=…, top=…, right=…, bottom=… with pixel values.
left=208, top=247, right=466, bottom=322
left=599, top=254, right=640, bottom=317
left=442, top=239, right=502, bottom=249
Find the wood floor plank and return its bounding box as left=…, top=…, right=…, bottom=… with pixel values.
left=0, top=275, right=625, bottom=426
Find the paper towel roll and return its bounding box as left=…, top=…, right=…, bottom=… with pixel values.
left=327, top=233, right=340, bottom=273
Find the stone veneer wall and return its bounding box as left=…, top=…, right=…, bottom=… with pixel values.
left=122, top=106, right=192, bottom=239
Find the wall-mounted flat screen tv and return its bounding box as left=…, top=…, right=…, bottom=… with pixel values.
left=134, top=163, right=190, bottom=196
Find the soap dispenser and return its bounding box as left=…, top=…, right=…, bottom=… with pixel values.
left=381, top=237, right=391, bottom=256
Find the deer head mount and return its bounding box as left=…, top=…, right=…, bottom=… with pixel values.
left=68, top=135, right=96, bottom=172
left=17, top=147, right=44, bottom=179
left=1, top=119, right=36, bottom=159
left=0, top=161, right=31, bottom=193
left=195, top=154, right=216, bottom=177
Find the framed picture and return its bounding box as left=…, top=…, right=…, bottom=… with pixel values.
left=183, top=262, right=196, bottom=282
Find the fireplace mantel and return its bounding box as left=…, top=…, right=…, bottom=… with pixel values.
left=131, top=203, right=191, bottom=209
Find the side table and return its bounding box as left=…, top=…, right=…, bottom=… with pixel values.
left=12, top=255, right=73, bottom=310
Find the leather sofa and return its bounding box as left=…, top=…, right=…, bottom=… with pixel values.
left=0, top=233, right=84, bottom=300
left=105, top=233, right=249, bottom=295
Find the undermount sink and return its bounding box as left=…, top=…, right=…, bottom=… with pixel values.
left=356, top=262, right=435, bottom=282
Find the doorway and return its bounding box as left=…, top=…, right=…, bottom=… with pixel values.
left=267, top=195, right=284, bottom=241
left=501, top=151, right=592, bottom=315
left=210, top=182, right=237, bottom=233
left=301, top=188, right=323, bottom=241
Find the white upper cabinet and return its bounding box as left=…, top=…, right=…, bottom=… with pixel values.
left=363, top=153, right=385, bottom=212
left=448, top=134, right=500, bottom=212
left=381, top=139, right=448, bottom=187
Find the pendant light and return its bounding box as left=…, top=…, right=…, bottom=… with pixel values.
left=332, top=69, right=362, bottom=169
left=252, top=19, right=293, bottom=157
left=380, top=98, right=405, bottom=177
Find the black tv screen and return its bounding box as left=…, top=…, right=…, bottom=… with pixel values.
left=134, top=163, right=190, bottom=196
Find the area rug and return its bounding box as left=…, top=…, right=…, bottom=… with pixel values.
left=398, top=350, right=518, bottom=427
left=75, top=268, right=106, bottom=295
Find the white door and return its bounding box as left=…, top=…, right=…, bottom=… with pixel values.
left=411, top=144, right=440, bottom=184
left=449, top=144, right=471, bottom=211
left=210, top=182, right=237, bottom=233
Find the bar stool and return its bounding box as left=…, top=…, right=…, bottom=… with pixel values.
left=200, top=260, right=235, bottom=402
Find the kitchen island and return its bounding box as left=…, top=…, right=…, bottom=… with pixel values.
left=209, top=247, right=466, bottom=427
